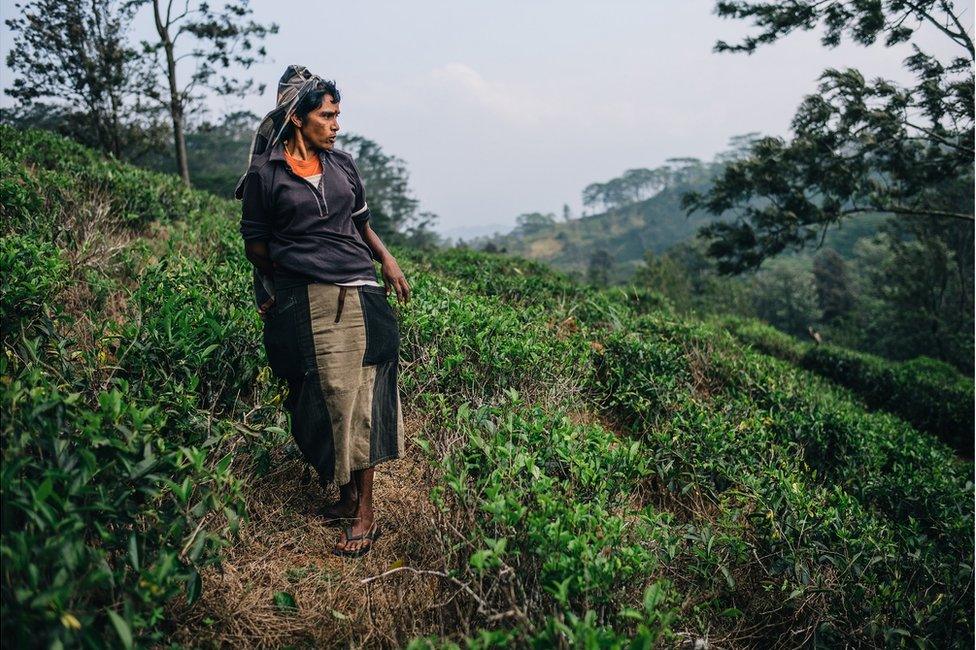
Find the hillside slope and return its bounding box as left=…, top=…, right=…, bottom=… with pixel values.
left=485, top=181, right=888, bottom=283
left=2, top=128, right=972, bottom=648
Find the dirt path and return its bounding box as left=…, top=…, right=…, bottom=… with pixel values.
left=168, top=414, right=454, bottom=648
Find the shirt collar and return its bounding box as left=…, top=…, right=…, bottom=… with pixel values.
left=270, top=137, right=332, bottom=164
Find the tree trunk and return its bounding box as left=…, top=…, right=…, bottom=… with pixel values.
left=153, top=0, right=190, bottom=186
left=168, top=67, right=190, bottom=185
left=108, top=94, right=122, bottom=159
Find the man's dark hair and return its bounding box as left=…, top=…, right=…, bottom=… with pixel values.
left=283, top=78, right=340, bottom=140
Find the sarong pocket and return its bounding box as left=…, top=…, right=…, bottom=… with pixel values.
left=263, top=291, right=304, bottom=380
left=359, top=285, right=400, bottom=366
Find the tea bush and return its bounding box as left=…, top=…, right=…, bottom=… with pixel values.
left=119, top=256, right=263, bottom=412
left=0, top=234, right=67, bottom=333
left=1, top=329, right=247, bottom=647
left=801, top=344, right=974, bottom=453
left=0, top=125, right=221, bottom=228
left=412, top=241, right=973, bottom=645
left=719, top=315, right=974, bottom=454
left=579, top=310, right=972, bottom=645
left=429, top=395, right=678, bottom=645
left=393, top=263, right=681, bottom=644
left=1, top=128, right=255, bottom=647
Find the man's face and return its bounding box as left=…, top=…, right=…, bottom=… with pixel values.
left=293, top=93, right=340, bottom=150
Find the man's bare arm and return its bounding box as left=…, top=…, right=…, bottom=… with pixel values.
left=357, top=222, right=410, bottom=303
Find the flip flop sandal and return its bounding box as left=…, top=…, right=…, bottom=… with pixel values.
left=332, top=522, right=382, bottom=558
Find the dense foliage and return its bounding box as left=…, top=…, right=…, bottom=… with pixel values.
left=684, top=0, right=974, bottom=274
left=1, top=127, right=256, bottom=647
left=2, top=127, right=972, bottom=647
left=715, top=315, right=974, bottom=454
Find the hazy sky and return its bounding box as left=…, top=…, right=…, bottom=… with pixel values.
left=1, top=1, right=972, bottom=240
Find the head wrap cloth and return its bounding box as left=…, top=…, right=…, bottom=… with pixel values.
left=236, top=64, right=330, bottom=307
left=233, top=64, right=327, bottom=200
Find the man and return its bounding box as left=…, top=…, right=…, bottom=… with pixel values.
left=238, top=65, right=409, bottom=557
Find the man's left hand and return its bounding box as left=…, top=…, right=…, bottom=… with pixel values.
left=258, top=295, right=276, bottom=320
left=381, top=257, right=410, bottom=304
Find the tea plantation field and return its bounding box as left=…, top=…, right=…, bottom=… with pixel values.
left=2, top=127, right=973, bottom=648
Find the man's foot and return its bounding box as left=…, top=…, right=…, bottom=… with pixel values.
left=333, top=509, right=376, bottom=556
left=332, top=519, right=381, bottom=558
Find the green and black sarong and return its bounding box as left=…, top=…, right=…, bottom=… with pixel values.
left=262, top=279, right=405, bottom=487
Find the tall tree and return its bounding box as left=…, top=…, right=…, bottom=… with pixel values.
left=812, top=248, right=855, bottom=323
left=748, top=258, right=822, bottom=337
left=132, top=0, right=278, bottom=185
left=683, top=0, right=974, bottom=275
left=128, top=109, right=259, bottom=196
left=4, top=0, right=156, bottom=157
left=865, top=212, right=974, bottom=367
left=514, top=212, right=557, bottom=237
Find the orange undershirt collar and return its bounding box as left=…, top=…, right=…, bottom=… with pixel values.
left=283, top=144, right=323, bottom=178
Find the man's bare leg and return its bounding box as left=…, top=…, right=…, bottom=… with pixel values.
left=336, top=467, right=376, bottom=553
left=321, top=477, right=358, bottom=519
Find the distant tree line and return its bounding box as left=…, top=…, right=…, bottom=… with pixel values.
left=581, top=157, right=723, bottom=213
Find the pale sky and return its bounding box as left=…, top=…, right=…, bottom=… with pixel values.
left=1, top=1, right=972, bottom=240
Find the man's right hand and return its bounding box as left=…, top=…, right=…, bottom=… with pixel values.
left=258, top=295, right=276, bottom=320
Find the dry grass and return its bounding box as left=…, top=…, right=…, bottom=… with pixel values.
left=683, top=338, right=723, bottom=401
left=164, top=413, right=471, bottom=648
left=47, top=181, right=148, bottom=362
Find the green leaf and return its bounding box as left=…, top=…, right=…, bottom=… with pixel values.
left=106, top=610, right=133, bottom=649
left=188, top=530, right=207, bottom=562
left=186, top=570, right=202, bottom=605
left=719, top=564, right=735, bottom=589
left=469, top=549, right=492, bottom=570
left=216, top=452, right=232, bottom=474
left=128, top=533, right=139, bottom=571
left=128, top=461, right=155, bottom=481
left=273, top=591, right=298, bottom=615
left=35, top=477, right=53, bottom=503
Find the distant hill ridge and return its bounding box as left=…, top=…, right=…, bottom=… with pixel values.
left=484, top=165, right=887, bottom=282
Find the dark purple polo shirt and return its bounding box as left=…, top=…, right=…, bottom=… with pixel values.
left=239, top=138, right=378, bottom=286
